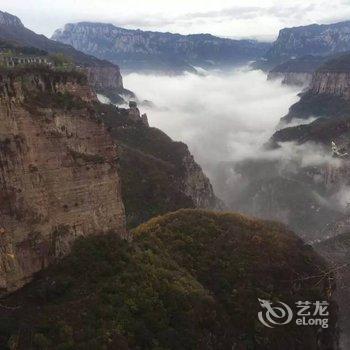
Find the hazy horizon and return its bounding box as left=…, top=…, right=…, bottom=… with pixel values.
left=2, top=0, right=350, bottom=41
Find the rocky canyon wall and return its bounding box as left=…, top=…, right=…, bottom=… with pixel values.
left=310, top=72, right=350, bottom=99
left=268, top=71, right=312, bottom=87
left=0, top=67, right=126, bottom=295
left=85, top=66, right=123, bottom=91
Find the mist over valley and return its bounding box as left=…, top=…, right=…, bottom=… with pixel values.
left=2, top=4, right=350, bottom=349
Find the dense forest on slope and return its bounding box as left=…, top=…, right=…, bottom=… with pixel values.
left=0, top=210, right=337, bottom=349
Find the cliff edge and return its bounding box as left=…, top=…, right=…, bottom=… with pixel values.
left=0, top=66, right=126, bottom=295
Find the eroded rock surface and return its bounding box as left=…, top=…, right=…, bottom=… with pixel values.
left=0, top=67, right=126, bottom=294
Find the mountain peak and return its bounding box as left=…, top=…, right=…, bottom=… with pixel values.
left=0, top=11, right=24, bottom=27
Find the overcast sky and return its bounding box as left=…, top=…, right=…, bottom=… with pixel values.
left=2, top=0, right=350, bottom=41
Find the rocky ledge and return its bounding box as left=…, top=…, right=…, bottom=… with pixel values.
left=268, top=71, right=312, bottom=87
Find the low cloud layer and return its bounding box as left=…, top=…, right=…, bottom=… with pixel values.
left=124, top=68, right=300, bottom=169
left=124, top=68, right=349, bottom=238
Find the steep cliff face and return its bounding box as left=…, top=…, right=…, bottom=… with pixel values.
left=268, top=71, right=312, bottom=86
left=84, top=66, right=132, bottom=103
left=52, top=22, right=271, bottom=73
left=181, top=152, right=220, bottom=208
left=80, top=63, right=127, bottom=103
left=85, top=66, right=122, bottom=91
left=310, top=72, right=350, bottom=98
left=279, top=74, right=350, bottom=125
left=0, top=67, right=126, bottom=295
left=264, top=53, right=350, bottom=241
left=267, top=55, right=326, bottom=87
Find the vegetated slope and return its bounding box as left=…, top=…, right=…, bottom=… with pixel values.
left=95, top=103, right=221, bottom=228
left=317, top=52, right=350, bottom=73
left=0, top=39, right=47, bottom=55
left=279, top=92, right=350, bottom=126
left=272, top=116, right=350, bottom=145
left=316, top=232, right=350, bottom=349
left=0, top=209, right=337, bottom=349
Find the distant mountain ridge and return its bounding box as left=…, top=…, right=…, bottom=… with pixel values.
left=267, top=20, right=350, bottom=62
left=52, top=22, right=271, bottom=73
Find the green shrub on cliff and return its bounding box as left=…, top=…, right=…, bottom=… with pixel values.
left=49, top=53, right=74, bottom=70
left=97, top=103, right=199, bottom=228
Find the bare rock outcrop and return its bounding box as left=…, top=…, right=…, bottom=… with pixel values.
left=84, top=66, right=123, bottom=91
left=0, top=67, right=126, bottom=294
left=52, top=22, right=271, bottom=73
left=268, top=71, right=312, bottom=87
left=310, top=72, right=350, bottom=99
left=181, top=152, right=221, bottom=209
left=84, top=65, right=129, bottom=103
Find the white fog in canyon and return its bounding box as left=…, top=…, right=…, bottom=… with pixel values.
left=124, top=69, right=344, bottom=210
left=124, top=68, right=300, bottom=165
left=124, top=69, right=298, bottom=188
